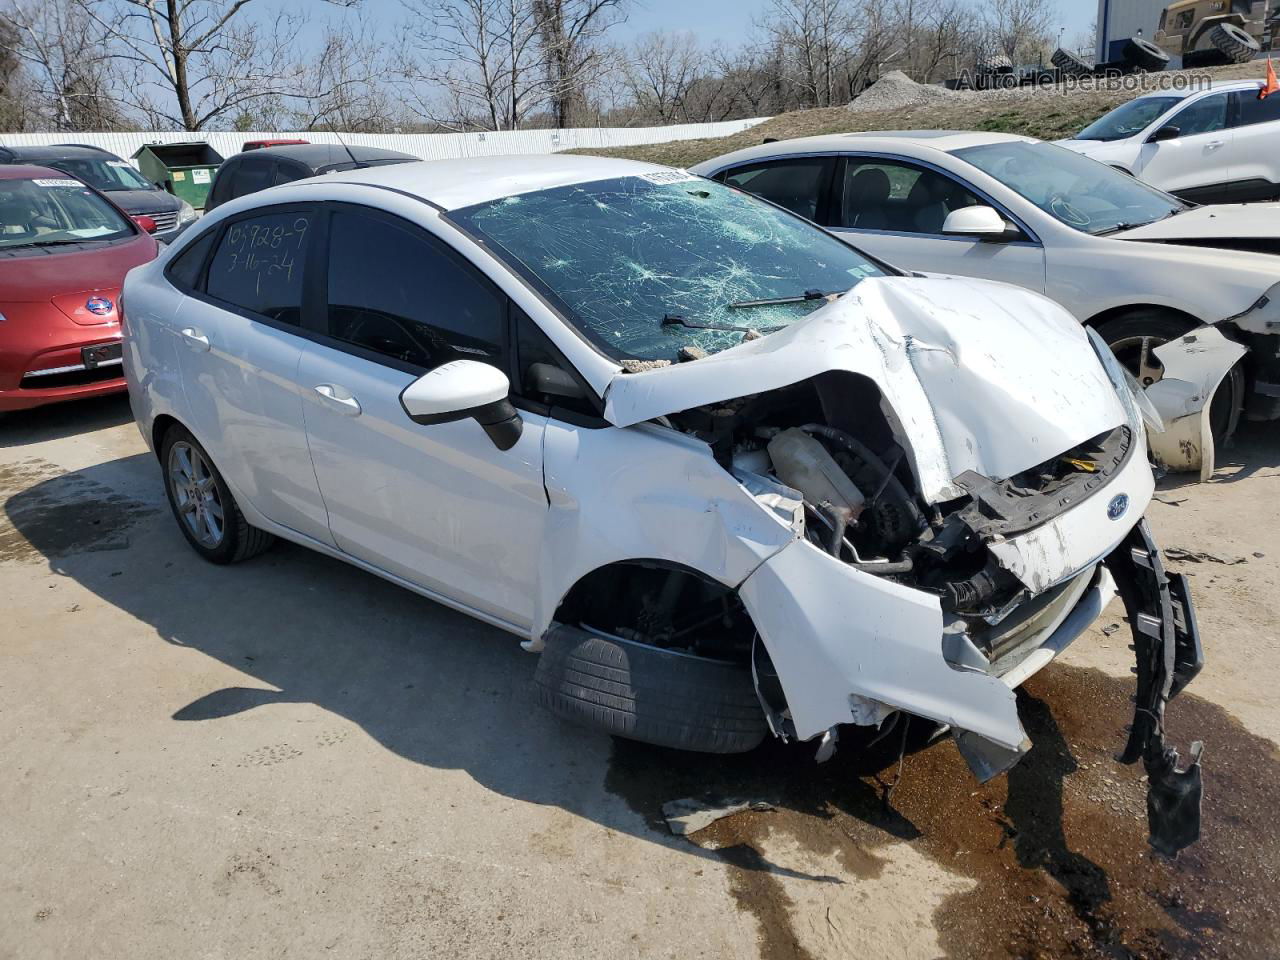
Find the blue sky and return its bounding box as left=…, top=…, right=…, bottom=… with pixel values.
left=340, top=0, right=1095, bottom=51
left=613, top=0, right=1094, bottom=48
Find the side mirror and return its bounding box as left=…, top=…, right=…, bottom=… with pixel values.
left=133, top=215, right=158, bottom=233
left=942, top=205, right=1016, bottom=242
left=1148, top=124, right=1180, bottom=143
left=400, top=359, right=523, bottom=451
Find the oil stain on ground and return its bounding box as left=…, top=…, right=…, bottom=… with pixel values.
left=0, top=458, right=157, bottom=562
left=606, top=664, right=1280, bottom=959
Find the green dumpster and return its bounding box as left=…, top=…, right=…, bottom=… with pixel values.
left=131, top=141, right=224, bottom=210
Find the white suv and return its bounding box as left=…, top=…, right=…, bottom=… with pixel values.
left=122, top=156, right=1205, bottom=854
left=1059, top=80, right=1280, bottom=204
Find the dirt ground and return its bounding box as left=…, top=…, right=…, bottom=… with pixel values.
left=1, top=396, right=1277, bottom=960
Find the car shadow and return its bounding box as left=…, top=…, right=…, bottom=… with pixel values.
left=1158, top=420, right=1280, bottom=491
left=0, top=393, right=133, bottom=448
left=2, top=453, right=1109, bottom=890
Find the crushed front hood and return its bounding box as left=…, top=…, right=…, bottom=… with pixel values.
left=603, top=276, right=1128, bottom=503
left=1113, top=205, right=1280, bottom=243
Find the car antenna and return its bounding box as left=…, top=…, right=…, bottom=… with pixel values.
left=331, top=128, right=365, bottom=169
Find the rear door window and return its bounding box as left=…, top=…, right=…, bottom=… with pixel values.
left=1232, top=90, right=1280, bottom=128
left=205, top=209, right=312, bottom=324
left=232, top=157, right=274, bottom=200
left=722, top=157, right=836, bottom=222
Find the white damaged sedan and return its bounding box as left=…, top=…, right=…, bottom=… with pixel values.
left=123, top=156, right=1205, bottom=854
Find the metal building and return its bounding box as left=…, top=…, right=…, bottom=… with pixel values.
left=1096, top=0, right=1172, bottom=63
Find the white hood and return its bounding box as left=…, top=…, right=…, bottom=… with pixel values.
left=602, top=276, right=1128, bottom=504
left=1112, top=204, right=1280, bottom=243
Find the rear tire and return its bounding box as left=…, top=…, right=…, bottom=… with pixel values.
left=534, top=626, right=768, bottom=754
left=161, top=424, right=275, bottom=564
left=1209, top=22, right=1262, bottom=63
left=1095, top=312, right=1244, bottom=447
left=1123, top=37, right=1171, bottom=72
left=1052, top=48, right=1093, bottom=77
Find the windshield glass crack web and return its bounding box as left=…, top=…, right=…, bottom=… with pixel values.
left=453, top=176, right=883, bottom=362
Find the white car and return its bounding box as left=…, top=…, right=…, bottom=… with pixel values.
left=692, top=131, right=1280, bottom=479
left=122, top=155, right=1204, bottom=854
left=1058, top=80, right=1280, bottom=205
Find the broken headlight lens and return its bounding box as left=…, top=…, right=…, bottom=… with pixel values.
left=1087, top=327, right=1164, bottom=435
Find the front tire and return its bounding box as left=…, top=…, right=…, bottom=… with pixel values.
left=534, top=626, right=768, bottom=754
left=161, top=425, right=274, bottom=564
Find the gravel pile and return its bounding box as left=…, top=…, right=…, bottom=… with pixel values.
left=846, top=70, right=963, bottom=113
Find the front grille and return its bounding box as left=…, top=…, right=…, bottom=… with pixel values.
left=146, top=210, right=179, bottom=232
left=21, top=360, right=123, bottom=389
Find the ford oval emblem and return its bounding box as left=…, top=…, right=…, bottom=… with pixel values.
left=1107, top=494, right=1130, bottom=521
left=85, top=296, right=114, bottom=316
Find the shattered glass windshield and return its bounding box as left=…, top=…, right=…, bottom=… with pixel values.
left=450, top=174, right=886, bottom=361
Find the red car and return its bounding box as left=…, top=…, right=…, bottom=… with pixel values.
left=0, top=165, right=158, bottom=412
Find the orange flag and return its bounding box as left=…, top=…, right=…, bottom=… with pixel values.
left=1262, top=57, right=1280, bottom=100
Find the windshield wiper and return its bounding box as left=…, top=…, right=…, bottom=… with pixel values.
left=662, top=313, right=779, bottom=334
left=729, top=289, right=839, bottom=309
left=23, top=238, right=98, bottom=247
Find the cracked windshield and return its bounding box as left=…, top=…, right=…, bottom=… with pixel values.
left=451, top=173, right=885, bottom=362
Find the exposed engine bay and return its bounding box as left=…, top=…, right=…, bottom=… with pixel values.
left=665, top=371, right=1132, bottom=630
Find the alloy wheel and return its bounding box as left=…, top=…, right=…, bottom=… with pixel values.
left=168, top=441, right=225, bottom=548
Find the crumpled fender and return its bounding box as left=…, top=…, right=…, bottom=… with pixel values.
left=1146, top=327, right=1247, bottom=481
left=532, top=418, right=800, bottom=638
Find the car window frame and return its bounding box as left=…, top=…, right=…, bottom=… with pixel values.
left=1165, top=90, right=1236, bottom=138
left=178, top=200, right=320, bottom=334
left=314, top=199, right=608, bottom=422
left=305, top=200, right=515, bottom=379
left=1229, top=88, right=1280, bottom=129
left=837, top=152, right=1041, bottom=246
left=715, top=153, right=841, bottom=226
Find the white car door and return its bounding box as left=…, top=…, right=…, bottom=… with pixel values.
left=826, top=156, right=1046, bottom=294
left=298, top=203, right=549, bottom=630
left=1227, top=87, right=1280, bottom=201
left=169, top=205, right=333, bottom=545
left=1131, top=90, right=1236, bottom=200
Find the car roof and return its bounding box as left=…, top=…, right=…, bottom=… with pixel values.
left=315, top=153, right=680, bottom=210
left=691, top=130, right=1037, bottom=173
left=0, top=163, right=83, bottom=181
left=1131, top=79, right=1263, bottom=101
left=246, top=144, right=418, bottom=167
left=0, top=144, right=121, bottom=161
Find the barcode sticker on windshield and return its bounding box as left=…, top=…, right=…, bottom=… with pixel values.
left=33, top=178, right=82, bottom=188
left=107, top=161, right=132, bottom=168
left=637, top=170, right=698, bottom=185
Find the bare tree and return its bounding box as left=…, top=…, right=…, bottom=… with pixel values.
left=294, top=23, right=399, bottom=132
left=80, top=0, right=359, bottom=131
left=985, top=0, right=1053, bottom=65
left=401, top=0, right=545, bottom=130
left=622, top=30, right=701, bottom=123
left=533, top=0, right=625, bottom=128
left=0, top=0, right=125, bottom=130
left=758, top=0, right=860, bottom=108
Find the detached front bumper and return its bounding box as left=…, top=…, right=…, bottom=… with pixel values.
left=740, top=513, right=1204, bottom=856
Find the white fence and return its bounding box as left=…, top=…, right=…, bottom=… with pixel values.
left=0, top=118, right=768, bottom=164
